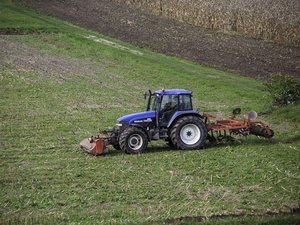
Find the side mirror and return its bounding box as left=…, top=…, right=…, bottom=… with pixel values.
left=144, top=90, right=152, bottom=100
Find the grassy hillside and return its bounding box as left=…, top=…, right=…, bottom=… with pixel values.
left=0, top=0, right=299, bottom=224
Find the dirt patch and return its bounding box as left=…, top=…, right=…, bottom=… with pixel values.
left=17, top=0, right=300, bottom=79
left=0, top=36, right=101, bottom=83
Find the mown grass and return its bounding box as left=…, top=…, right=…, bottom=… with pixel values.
left=0, top=1, right=299, bottom=224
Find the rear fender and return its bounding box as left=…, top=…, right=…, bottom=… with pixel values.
left=167, top=111, right=202, bottom=128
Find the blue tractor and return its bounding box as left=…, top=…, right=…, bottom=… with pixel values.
left=113, top=89, right=207, bottom=153
left=80, top=89, right=208, bottom=154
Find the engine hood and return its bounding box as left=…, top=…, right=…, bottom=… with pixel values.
left=117, top=111, right=156, bottom=125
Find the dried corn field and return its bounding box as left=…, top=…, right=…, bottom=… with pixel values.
left=114, top=0, right=300, bottom=48
left=19, top=0, right=300, bottom=79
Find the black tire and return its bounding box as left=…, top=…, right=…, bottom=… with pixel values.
left=170, top=116, right=207, bottom=150
left=165, top=138, right=175, bottom=148
left=110, top=127, right=121, bottom=150
left=119, top=127, right=148, bottom=154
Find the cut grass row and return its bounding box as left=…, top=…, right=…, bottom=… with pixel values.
left=0, top=0, right=299, bottom=224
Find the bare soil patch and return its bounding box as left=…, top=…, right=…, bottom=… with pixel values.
left=0, top=36, right=100, bottom=83
left=18, top=0, right=300, bottom=79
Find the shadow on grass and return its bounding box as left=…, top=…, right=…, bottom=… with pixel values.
left=101, top=145, right=175, bottom=157
left=164, top=204, right=300, bottom=225
left=125, top=206, right=300, bottom=225
left=279, top=134, right=300, bottom=143
left=85, top=133, right=300, bottom=157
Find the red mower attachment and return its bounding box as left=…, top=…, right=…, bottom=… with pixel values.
left=80, top=133, right=108, bottom=155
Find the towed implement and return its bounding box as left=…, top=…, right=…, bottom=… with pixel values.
left=80, top=89, right=274, bottom=155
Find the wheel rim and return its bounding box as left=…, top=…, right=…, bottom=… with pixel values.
left=180, top=124, right=201, bottom=145
left=128, top=134, right=143, bottom=150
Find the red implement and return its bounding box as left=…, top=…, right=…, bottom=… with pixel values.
left=203, top=111, right=274, bottom=139
left=80, top=135, right=107, bottom=155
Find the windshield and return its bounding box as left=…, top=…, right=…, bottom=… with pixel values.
left=151, top=94, right=161, bottom=111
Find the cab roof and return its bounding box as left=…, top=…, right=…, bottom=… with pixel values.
left=154, top=89, right=192, bottom=95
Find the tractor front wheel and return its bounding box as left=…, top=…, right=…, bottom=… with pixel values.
left=119, top=127, right=148, bottom=154
left=171, top=116, right=207, bottom=150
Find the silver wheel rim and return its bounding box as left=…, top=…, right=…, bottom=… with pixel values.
left=180, top=124, right=201, bottom=145
left=128, top=134, right=143, bottom=150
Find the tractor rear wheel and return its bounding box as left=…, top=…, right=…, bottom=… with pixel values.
left=170, top=116, right=207, bottom=150
left=119, top=127, right=148, bottom=154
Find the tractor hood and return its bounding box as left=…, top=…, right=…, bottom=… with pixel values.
left=117, top=111, right=156, bottom=125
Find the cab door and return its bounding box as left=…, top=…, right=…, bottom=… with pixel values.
left=158, top=95, right=179, bottom=127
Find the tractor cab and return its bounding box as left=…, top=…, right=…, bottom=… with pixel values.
left=147, top=89, right=194, bottom=128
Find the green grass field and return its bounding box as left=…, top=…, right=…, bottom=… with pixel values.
left=0, top=1, right=299, bottom=224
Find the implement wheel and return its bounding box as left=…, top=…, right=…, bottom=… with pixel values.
left=171, top=116, right=207, bottom=150
left=119, top=127, right=148, bottom=154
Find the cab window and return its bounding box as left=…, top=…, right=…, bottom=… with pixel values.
left=179, top=95, right=192, bottom=110
left=152, top=94, right=161, bottom=111
left=159, top=95, right=178, bottom=126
